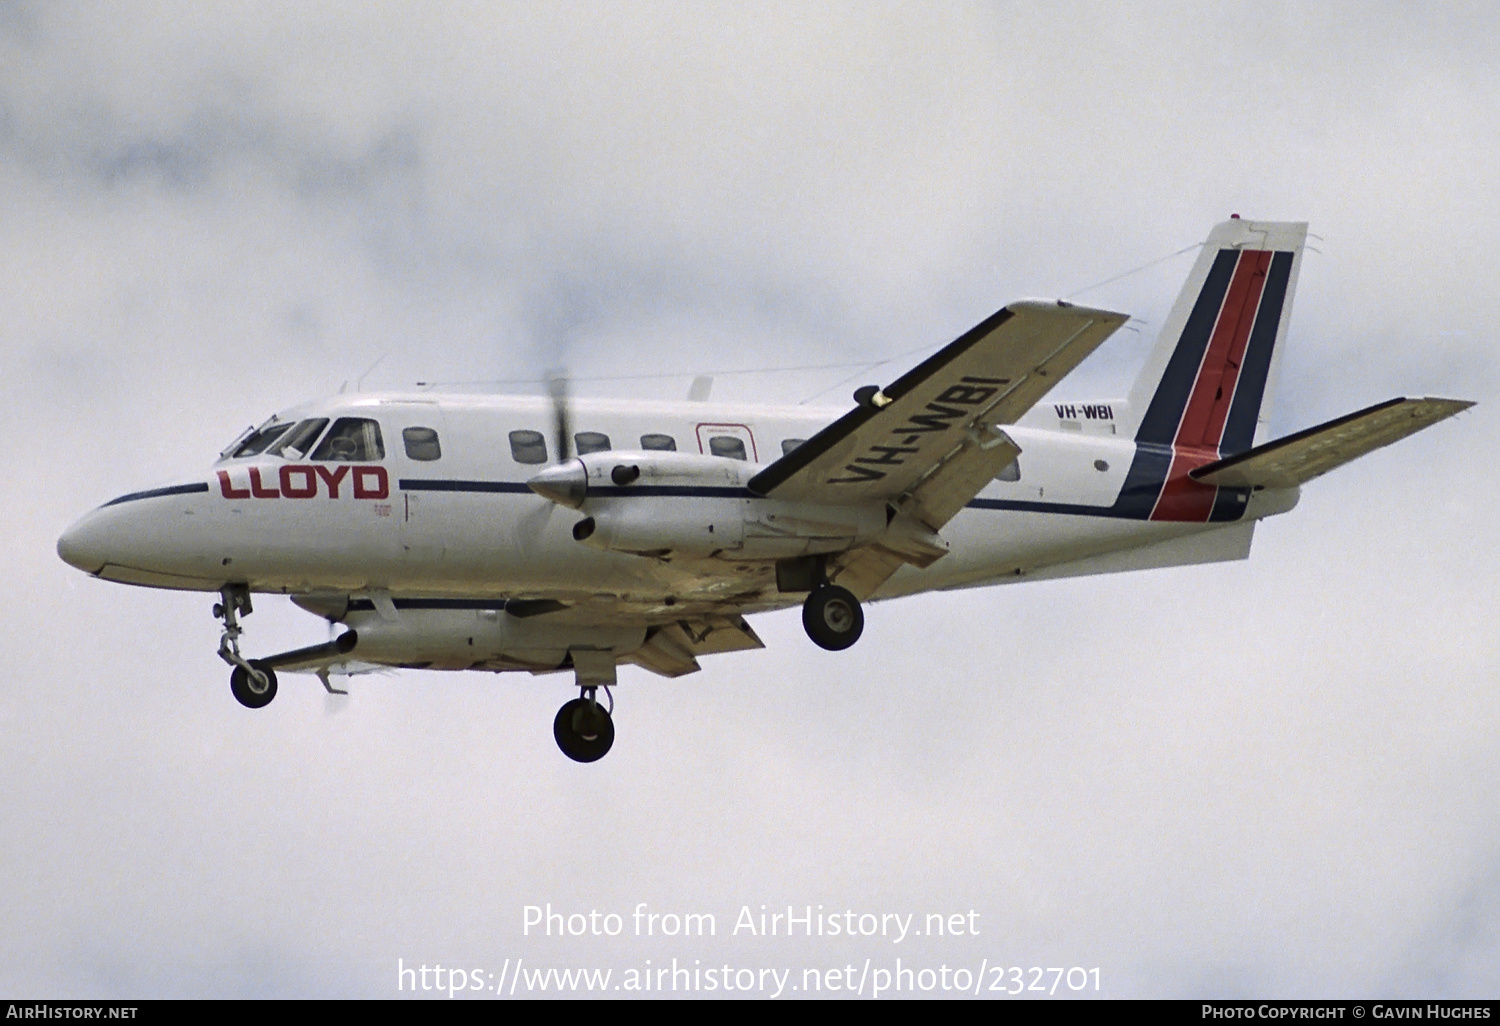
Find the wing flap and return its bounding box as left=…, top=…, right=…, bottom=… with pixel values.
left=748, top=301, right=1127, bottom=503
left=1190, top=397, right=1473, bottom=489
left=621, top=617, right=766, bottom=678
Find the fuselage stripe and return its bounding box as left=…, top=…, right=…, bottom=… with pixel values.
left=401, top=479, right=758, bottom=499
left=398, top=479, right=531, bottom=493
left=102, top=482, right=211, bottom=507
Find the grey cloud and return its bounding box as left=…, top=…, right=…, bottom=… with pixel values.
left=5, top=0, right=1498, bottom=998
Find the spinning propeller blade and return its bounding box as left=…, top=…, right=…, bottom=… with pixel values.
left=546, top=370, right=571, bottom=463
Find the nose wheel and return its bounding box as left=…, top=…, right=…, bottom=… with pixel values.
left=802, top=584, right=864, bottom=651
left=230, top=661, right=279, bottom=708
left=554, top=689, right=614, bottom=762
left=215, top=584, right=277, bottom=709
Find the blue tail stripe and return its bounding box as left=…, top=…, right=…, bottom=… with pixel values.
left=1209, top=485, right=1251, bottom=521
left=1220, top=251, right=1294, bottom=454
left=1109, top=443, right=1175, bottom=519
left=1135, top=249, right=1240, bottom=446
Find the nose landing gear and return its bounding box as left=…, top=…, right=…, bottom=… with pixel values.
left=215, top=584, right=277, bottom=709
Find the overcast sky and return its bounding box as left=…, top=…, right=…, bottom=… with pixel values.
left=3, top=0, right=1498, bottom=999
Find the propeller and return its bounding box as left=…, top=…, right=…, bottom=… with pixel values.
left=529, top=368, right=589, bottom=508
left=546, top=369, right=571, bottom=464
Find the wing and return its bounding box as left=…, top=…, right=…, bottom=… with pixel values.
left=747, top=300, right=1126, bottom=599
left=1190, top=396, right=1473, bottom=489
left=748, top=300, right=1127, bottom=505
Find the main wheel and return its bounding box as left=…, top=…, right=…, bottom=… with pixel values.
left=802, top=584, right=864, bottom=651
left=230, top=662, right=278, bottom=709
left=553, top=698, right=615, bottom=762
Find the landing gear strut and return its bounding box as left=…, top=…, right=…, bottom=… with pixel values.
left=215, top=584, right=277, bottom=709
left=802, top=584, right=864, bottom=651
left=554, top=649, right=617, bottom=762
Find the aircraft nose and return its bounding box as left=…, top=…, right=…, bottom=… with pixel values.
left=57, top=509, right=111, bottom=574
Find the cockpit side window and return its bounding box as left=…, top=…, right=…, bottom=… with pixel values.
left=313, top=418, right=386, bottom=461
left=232, top=423, right=294, bottom=458
left=266, top=418, right=329, bottom=459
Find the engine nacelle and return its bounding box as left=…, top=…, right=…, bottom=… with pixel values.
left=529, top=450, right=886, bottom=561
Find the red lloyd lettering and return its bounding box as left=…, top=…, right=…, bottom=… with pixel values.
left=216, top=465, right=388, bottom=500
left=314, top=465, right=350, bottom=497
left=216, top=470, right=250, bottom=499
left=280, top=465, right=317, bottom=498
left=353, top=466, right=388, bottom=499
left=250, top=466, right=280, bottom=498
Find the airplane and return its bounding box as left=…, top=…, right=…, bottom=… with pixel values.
left=56, top=217, right=1472, bottom=762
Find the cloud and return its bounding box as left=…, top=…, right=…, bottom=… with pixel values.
left=4, top=0, right=1497, bottom=998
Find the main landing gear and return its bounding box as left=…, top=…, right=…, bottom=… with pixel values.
left=215, top=584, right=278, bottom=709
left=802, top=583, right=864, bottom=651
left=554, top=690, right=615, bottom=763
left=554, top=649, right=617, bottom=762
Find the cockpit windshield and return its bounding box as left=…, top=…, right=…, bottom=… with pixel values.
left=264, top=418, right=330, bottom=460
left=312, top=418, right=385, bottom=461
left=228, top=422, right=295, bottom=459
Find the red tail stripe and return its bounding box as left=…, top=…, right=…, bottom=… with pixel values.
left=1150, top=249, right=1272, bottom=522
left=1178, top=249, right=1272, bottom=453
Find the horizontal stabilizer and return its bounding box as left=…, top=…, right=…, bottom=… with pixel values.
left=1190, top=397, right=1473, bottom=489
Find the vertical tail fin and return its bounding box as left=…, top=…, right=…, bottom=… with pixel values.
left=1126, top=218, right=1307, bottom=454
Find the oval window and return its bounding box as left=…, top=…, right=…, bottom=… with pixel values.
left=509, top=429, right=549, bottom=465
left=709, top=436, right=748, bottom=461
left=575, top=431, right=611, bottom=455
left=403, top=427, right=442, bottom=461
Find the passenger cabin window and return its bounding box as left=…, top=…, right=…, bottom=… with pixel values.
left=781, top=438, right=806, bottom=456
left=708, top=435, right=748, bottom=461
left=233, top=423, right=294, bottom=458
left=403, top=426, right=442, bottom=461
left=995, top=458, right=1021, bottom=482
left=509, top=429, right=548, bottom=465
left=266, top=418, right=329, bottom=460
left=575, top=431, right=611, bottom=455
left=313, top=418, right=385, bottom=461
left=640, top=433, right=676, bottom=451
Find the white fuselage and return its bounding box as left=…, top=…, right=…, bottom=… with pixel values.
left=57, top=391, right=1298, bottom=622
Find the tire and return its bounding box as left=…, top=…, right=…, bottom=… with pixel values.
left=802, top=584, right=864, bottom=651
left=230, top=662, right=278, bottom=709
left=553, top=698, right=615, bottom=762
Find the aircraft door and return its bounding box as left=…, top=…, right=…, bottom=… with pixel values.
left=695, top=422, right=759, bottom=463
left=390, top=404, right=448, bottom=570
